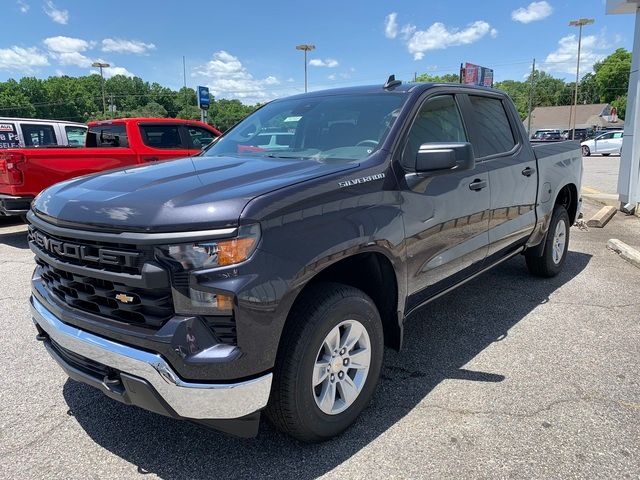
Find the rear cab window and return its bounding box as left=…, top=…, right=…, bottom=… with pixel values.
left=186, top=126, right=217, bottom=150
left=21, top=123, right=58, bottom=147
left=139, top=124, right=186, bottom=149
left=468, top=95, right=516, bottom=158
left=0, top=123, right=20, bottom=148
left=86, top=124, right=129, bottom=147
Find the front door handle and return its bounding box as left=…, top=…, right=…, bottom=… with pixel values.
left=469, top=179, right=487, bottom=191
left=522, top=167, right=535, bottom=177
left=144, top=156, right=159, bottom=162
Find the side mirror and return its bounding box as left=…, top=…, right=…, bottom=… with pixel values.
left=415, top=142, right=475, bottom=174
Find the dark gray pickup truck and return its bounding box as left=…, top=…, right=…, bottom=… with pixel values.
left=27, top=79, right=582, bottom=441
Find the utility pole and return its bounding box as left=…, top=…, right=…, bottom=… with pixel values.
left=527, top=58, right=536, bottom=136
left=569, top=18, right=595, bottom=140
left=91, top=62, right=110, bottom=116
left=296, top=44, right=315, bottom=93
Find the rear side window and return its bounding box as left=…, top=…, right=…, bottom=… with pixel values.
left=468, top=96, right=516, bottom=158
left=65, top=126, right=87, bottom=146
left=613, top=132, right=623, bottom=139
left=21, top=124, right=58, bottom=147
left=86, top=124, right=129, bottom=147
left=140, top=125, right=185, bottom=149
left=0, top=123, right=20, bottom=148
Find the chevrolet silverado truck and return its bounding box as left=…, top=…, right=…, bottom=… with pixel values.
left=27, top=79, right=582, bottom=441
left=0, top=117, right=220, bottom=217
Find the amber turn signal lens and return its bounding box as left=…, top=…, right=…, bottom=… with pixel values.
left=217, top=236, right=258, bottom=266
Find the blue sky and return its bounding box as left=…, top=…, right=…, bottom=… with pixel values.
left=0, top=0, right=636, bottom=103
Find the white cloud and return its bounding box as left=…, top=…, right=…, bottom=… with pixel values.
left=17, top=1, right=29, bottom=13
left=511, top=1, right=553, bottom=24
left=404, top=21, right=494, bottom=60
left=309, top=58, right=339, bottom=68
left=101, top=38, right=156, bottom=55
left=327, top=73, right=337, bottom=81
left=90, top=65, right=135, bottom=78
left=43, top=0, right=68, bottom=24
left=193, top=50, right=280, bottom=103
left=490, top=28, right=499, bottom=38
left=56, top=51, right=92, bottom=67
left=385, top=13, right=398, bottom=39
left=43, top=36, right=92, bottom=53
left=543, top=34, right=607, bottom=75
left=0, top=46, right=49, bottom=72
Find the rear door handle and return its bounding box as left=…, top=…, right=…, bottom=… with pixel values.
left=469, top=179, right=487, bottom=191
left=522, top=167, right=535, bottom=177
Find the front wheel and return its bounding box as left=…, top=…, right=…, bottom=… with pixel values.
left=266, top=283, right=384, bottom=442
left=582, top=145, right=591, bottom=157
left=525, top=205, right=570, bottom=277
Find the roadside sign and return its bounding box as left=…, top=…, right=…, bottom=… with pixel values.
left=0, top=123, right=20, bottom=148
left=197, top=86, right=210, bottom=110
left=463, top=63, right=494, bottom=88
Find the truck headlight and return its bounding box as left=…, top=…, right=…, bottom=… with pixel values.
left=158, top=224, right=260, bottom=317
left=161, top=224, right=260, bottom=270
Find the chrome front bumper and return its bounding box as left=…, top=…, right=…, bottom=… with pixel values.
left=31, top=296, right=273, bottom=420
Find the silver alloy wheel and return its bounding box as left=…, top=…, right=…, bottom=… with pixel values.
left=552, top=218, right=567, bottom=265
left=312, top=319, right=371, bottom=415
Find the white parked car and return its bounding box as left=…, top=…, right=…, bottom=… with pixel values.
left=581, top=130, right=623, bottom=157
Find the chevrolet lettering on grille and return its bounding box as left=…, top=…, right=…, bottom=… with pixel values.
left=28, top=227, right=140, bottom=268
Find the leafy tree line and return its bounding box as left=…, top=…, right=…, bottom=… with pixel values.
left=0, top=74, right=259, bottom=131
left=415, top=48, right=631, bottom=120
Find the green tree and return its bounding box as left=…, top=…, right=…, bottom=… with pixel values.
left=132, top=101, right=168, bottom=118
left=594, top=48, right=632, bottom=104
left=414, top=73, right=460, bottom=83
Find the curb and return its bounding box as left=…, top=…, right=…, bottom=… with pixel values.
left=587, top=206, right=617, bottom=228
left=607, top=239, right=640, bottom=269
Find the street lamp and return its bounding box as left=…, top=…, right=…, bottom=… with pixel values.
left=568, top=18, right=594, bottom=140
left=295, top=44, right=315, bottom=93
left=91, top=62, right=111, bottom=116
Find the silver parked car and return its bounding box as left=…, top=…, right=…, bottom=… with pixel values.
left=0, top=117, right=87, bottom=149
left=581, top=130, right=624, bottom=157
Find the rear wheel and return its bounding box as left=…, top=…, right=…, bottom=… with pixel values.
left=526, top=205, right=570, bottom=277
left=266, top=283, right=384, bottom=442
left=582, top=145, right=590, bottom=157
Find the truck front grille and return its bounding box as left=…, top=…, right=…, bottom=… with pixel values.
left=37, top=259, right=173, bottom=328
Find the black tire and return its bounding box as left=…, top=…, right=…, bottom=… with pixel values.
left=526, top=205, right=570, bottom=277
left=602, top=153, right=610, bottom=156
left=266, top=282, right=384, bottom=442
left=582, top=145, right=590, bottom=157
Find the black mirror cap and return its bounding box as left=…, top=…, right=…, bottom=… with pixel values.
left=415, top=142, right=475, bottom=174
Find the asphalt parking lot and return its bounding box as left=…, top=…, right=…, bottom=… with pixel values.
left=0, top=197, right=638, bottom=479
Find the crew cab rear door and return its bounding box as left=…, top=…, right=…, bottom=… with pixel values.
left=462, top=93, right=537, bottom=261
left=398, top=93, right=490, bottom=310
left=137, top=123, right=192, bottom=162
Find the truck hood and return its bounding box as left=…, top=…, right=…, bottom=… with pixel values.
left=33, top=155, right=357, bottom=232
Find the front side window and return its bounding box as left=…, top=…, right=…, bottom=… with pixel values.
left=140, top=125, right=185, bottom=149
left=21, top=124, right=58, bottom=147
left=613, top=132, right=623, bottom=139
left=187, top=126, right=217, bottom=150
left=203, top=93, right=407, bottom=162
left=86, top=124, right=129, bottom=147
left=468, top=96, right=516, bottom=158
left=402, top=95, right=467, bottom=169
left=65, top=126, right=87, bottom=146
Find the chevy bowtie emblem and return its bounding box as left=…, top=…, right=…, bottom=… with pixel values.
left=115, top=293, right=135, bottom=304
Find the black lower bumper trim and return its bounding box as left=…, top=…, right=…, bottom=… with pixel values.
left=44, top=337, right=261, bottom=437
left=0, top=195, right=32, bottom=216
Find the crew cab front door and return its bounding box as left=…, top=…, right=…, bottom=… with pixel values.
left=397, top=94, right=490, bottom=311
left=463, top=94, right=538, bottom=261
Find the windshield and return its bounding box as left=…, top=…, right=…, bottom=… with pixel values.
left=203, top=93, right=406, bottom=161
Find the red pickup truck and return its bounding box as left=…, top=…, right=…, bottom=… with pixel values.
left=0, top=117, right=221, bottom=217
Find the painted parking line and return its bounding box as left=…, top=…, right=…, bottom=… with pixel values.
left=582, top=186, right=602, bottom=194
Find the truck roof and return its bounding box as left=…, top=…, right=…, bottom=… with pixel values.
left=88, top=117, right=214, bottom=126
left=282, top=81, right=502, bottom=100
left=0, top=117, right=85, bottom=126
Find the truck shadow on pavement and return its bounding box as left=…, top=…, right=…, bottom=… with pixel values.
left=63, top=251, right=591, bottom=480
left=0, top=228, right=29, bottom=249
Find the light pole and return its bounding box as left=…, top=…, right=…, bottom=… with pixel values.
left=296, top=44, right=315, bottom=93
left=91, top=62, right=111, bottom=116
left=569, top=18, right=594, bottom=140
